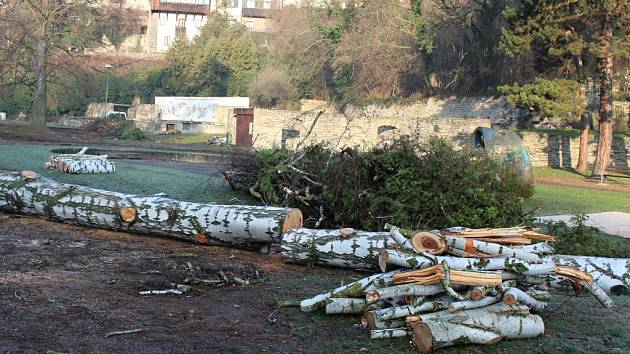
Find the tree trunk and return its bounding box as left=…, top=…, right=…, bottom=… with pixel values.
left=32, top=22, right=48, bottom=128
left=300, top=270, right=403, bottom=312
left=366, top=284, right=445, bottom=303
left=591, top=21, right=614, bottom=177
left=410, top=311, right=545, bottom=353
left=445, top=236, right=542, bottom=263
left=503, top=288, right=547, bottom=313
left=448, top=293, right=502, bottom=313
left=324, top=298, right=367, bottom=314
left=0, top=171, right=302, bottom=249
left=61, top=159, right=116, bottom=174
left=372, top=299, right=450, bottom=321
left=380, top=249, right=555, bottom=276
left=370, top=328, right=412, bottom=339
left=576, top=112, right=591, bottom=172
left=281, top=228, right=392, bottom=270
left=549, top=255, right=630, bottom=294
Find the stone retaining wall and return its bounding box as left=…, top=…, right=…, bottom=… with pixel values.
left=520, top=131, right=630, bottom=169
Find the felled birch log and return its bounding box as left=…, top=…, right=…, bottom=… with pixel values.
left=370, top=328, right=412, bottom=339
left=324, top=298, right=367, bottom=314
left=410, top=304, right=544, bottom=353
left=445, top=236, right=542, bottom=263
left=580, top=280, right=614, bottom=308
left=389, top=228, right=414, bottom=250
left=281, top=228, right=392, bottom=269
left=448, top=293, right=502, bottom=313
left=366, top=284, right=445, bottom=303
left=380, top=249, right=555, bottom=275
left=361, top=312, right=406, bottom=330
left=549, top=255, right=630, bottom=293
left=61, top=158, right=116, bottom=174
left=518, top=242, right=555, bottom=255
left=0, top=171, right=302, bottom=249
left=372, top=298, right=450, bottom=321
left=503, top=288, right=547, bottom=313
left=300, top=270, right=403, bottom=312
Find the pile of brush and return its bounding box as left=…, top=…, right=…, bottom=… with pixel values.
left=292, top=226, right=627, bottom=352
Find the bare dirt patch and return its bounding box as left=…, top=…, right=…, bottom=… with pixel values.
left=0, top=214, right=323, bottom=353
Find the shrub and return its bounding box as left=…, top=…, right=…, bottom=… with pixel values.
left=227, top=137, right=533, bottom=230
left=249, top=67, right=295, bottom=108
left=498, top=78, right=585, bottom=122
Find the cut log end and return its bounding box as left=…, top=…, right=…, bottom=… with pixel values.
left=20, top=170, right=40, bottom=180
left=282, top=209, right=304, bottom=233
left=379, top=249, right=390, bottom=273
left=411, top=321, right=434, bottom=353
left=471, top=288, right=484, bottom=301
left=361, top=311, right=376, bottom=330
left=195, top=233, right=209, bottom=244
left=339, top=227, right=356, bottom=239
left=412, top=232, right=447, bottom=255
left=503, top=294, right=517, bottom=306
left=119, top=207, right=138, bottom=223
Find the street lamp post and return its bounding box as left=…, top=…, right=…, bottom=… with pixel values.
left=105, top=64, right=113, bottom=103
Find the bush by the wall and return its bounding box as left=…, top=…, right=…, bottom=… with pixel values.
left=227, top=137, right=532, bottom=231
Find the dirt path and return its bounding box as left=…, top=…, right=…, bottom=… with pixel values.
left=536, top=176, right=630, bottom=192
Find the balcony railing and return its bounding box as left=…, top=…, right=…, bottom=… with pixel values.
left=150, top=0, right=209, bottom=15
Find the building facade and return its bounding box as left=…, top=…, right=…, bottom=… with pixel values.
left=145, top=0, right=210, bottom=52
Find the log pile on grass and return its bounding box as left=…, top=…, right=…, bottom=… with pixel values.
left=298, top=226, right=628, bottom=352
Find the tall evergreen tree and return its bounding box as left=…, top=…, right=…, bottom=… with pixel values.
left=501, top=0, right=630, bottom=177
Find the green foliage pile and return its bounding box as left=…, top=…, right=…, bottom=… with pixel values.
left=544, top=215, right=630, bottom=258
left=499, top=78, right=585, bottom=121
left=85, top=115, right=145, bottom=140
left=231, top=137, right=532, bottom=231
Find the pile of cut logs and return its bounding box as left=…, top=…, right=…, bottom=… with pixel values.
left=289, top=227, right=628, bottom=352
left=44, top=147, right=116, bottom=174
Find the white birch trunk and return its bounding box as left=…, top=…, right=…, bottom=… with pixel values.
left=389, top=228, right=415, bottom=250
left=370, top=328, right=412, bottom=339
left=62, top=158, right=116, bottom=174
left=324, top=298, right=367, bottom=314
left=300, top=270, right=403, bottom=312
left=549, top=255, right=630, bottom=294
left=445, top=236, right=542, bottom=263
left=448, top=293, right=502, bottom=313
left=372, top=299, right=450, bottom=321
left=281, top=228, right=392, bottom=269
left=580, top=280, right=614, bottom=308
left=366, top=284, right=445, bottom=303
left=361, top=311, right=406, bottom=330
left=380, top=249, right=555, bottom=276
left=518, top=242, right=555, bottom=255
left=503, top=288, right=547, bottom=313
left=411, top=311, right=545, bottom=353
left=0, top=171, right=302, bottom=249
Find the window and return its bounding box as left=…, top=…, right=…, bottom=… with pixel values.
left=164, top=36, right=172, bottom=47
left=245, top=20, right=254, bottom=29
left=177, top=17, right=186, bottom=27
left=159, top=14, right=168, bottom=25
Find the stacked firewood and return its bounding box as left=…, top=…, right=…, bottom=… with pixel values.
left=44, top=146, right=116, bottom=174
left=294, top=226, right=626, bottom=352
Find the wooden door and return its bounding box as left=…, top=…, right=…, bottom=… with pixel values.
left=234, top=108, right=254, bottom=147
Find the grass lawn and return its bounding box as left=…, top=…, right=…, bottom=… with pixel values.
left=525, top=184, right=630, bottom=216
left=0, top=144, right=242, bottom=204
left=151, top=133, right=219, bottom=145
left=534, top=166, right=630, bottom=188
